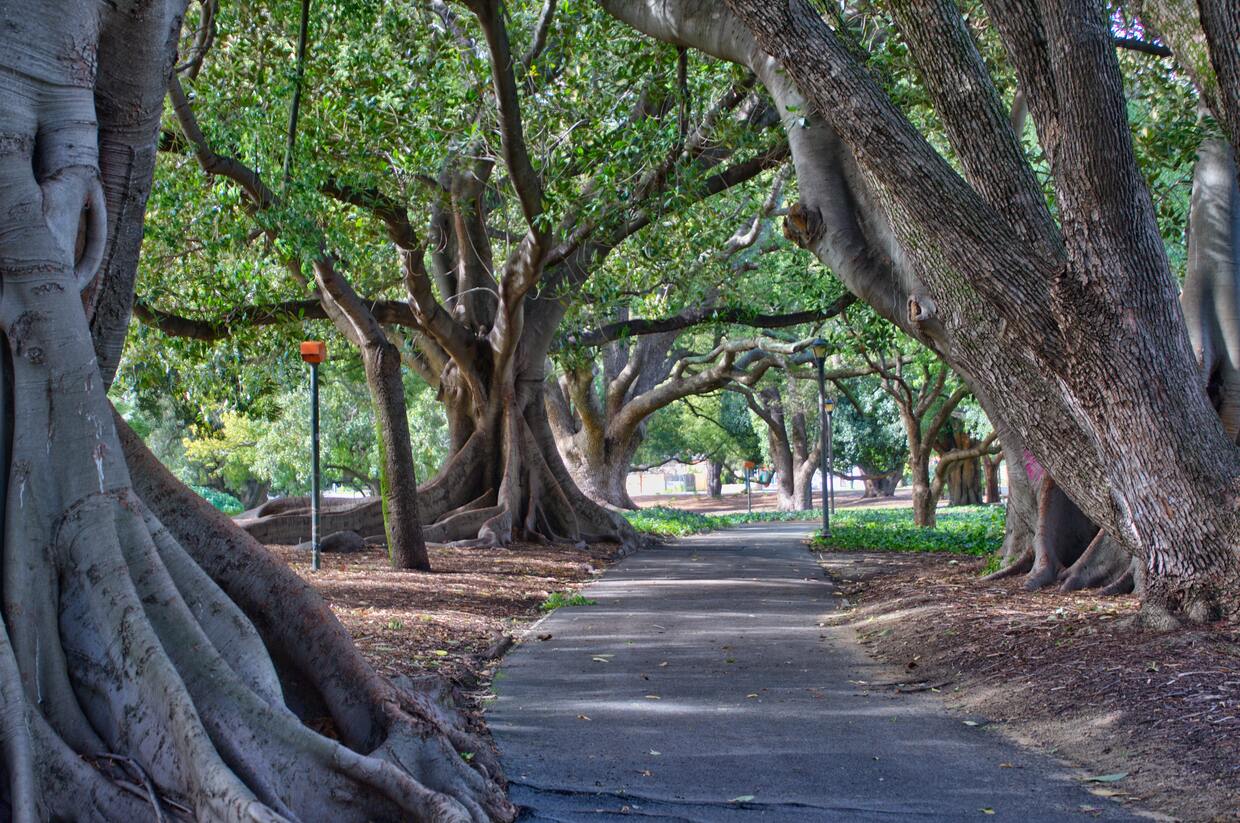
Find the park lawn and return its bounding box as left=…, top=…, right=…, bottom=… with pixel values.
left=811, top=505, right=1005, bottom=556
left=626, top=503, right=1006, bottom=559
left=623, top=506, right=820, bottom=536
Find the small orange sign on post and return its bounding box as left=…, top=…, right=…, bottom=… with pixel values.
left=300, top=340, right=327, bottom=364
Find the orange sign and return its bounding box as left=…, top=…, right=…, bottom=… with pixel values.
left=300, top=340, right=327, bottom=364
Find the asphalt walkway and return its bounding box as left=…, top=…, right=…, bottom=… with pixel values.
left=487, top=523, right=1140, bottom=822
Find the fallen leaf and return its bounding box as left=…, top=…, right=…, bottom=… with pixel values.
left=648, top=750, right=661, bottom=756
left=980, top=808, right=995, bottom=815
left=537, top=633, right=552, bottom=641
left=746, top=693, right=759, bottom=699
left=1082, top=772, right=1128, bottom=783
left=637, top=769, right=653, bottom=777
left=727, top=795, right=756, bottom=804
left=576, top=715, right=591, bottom=721
left=659, top=661, right=669, bottom=667
left=645, top=694, right=660, bottom=700
left=592, top=656, right=611, bottom=663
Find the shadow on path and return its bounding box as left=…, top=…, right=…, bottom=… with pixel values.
left=487, top=523, right=1141, bottom=822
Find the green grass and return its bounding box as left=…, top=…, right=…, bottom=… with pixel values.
left=539, top=591, right=597, bottom=612
left=625, top=504, right=1005, bottom=557
left=622, top=506, right=821, bottom=537
left=810, top=505, right=1005, bottom=556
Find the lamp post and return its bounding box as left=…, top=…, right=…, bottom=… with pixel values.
left=743, top=460, right=756, bottom=513
left=824, top=397, right=836, bottom=515
left=810, top=338, right=831, bottom=537
left=300, top=341, right=327, bottom=570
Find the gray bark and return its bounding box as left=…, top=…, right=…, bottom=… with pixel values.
left=607, top=0, right=1240, bottom=621
left=0, top=3, right=513, bottom=818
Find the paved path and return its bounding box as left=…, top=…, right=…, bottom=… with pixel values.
left=487, top=523, right=1140, bottom=822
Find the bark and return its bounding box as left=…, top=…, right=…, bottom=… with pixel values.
left=608, top=0, right=1240, bottom=621
left=982, top=454, right=1003, bottom=504
left=937, top=426, right=984, bottom=506
left=861, top=471, right=899, bottom=498
left=707, top=460, right=724, bottom=498
left=0, top=3, right=512, bottom=818
left=743, top=383, right=821, bottom=512
left=365, top=338, right=430, bottom=570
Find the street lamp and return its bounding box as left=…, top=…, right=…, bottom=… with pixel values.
left=823, top=397, right=836, bottom=516
left=300, top=340, right=327, bottom=571
left=810, top=338, right=831, bottom=537
left=743, top=460, right=756, bottom=513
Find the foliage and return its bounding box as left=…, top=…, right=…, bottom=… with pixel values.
left=636, top=392, right=761, bottom=473
left=829, top=376, right=908, bottom=479
left=189, top=485, right=245, bottom=515
left=810, top=506, right=1005, bottom=556
left=539, top=591, right=597, bottom=611
left=623, top=505, right=822, bottom=536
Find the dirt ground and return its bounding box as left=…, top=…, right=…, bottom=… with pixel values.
left=817, top=550, right=1240, bottom=823
left=272, top=541, right=623, bottom=714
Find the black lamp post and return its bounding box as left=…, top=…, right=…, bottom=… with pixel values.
left=300, top=341, right=327, bottom=571
left=810, top=338, right=831, bottom=536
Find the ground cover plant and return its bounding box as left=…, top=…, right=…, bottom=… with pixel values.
left=811, top=506, right=1006, bottom=556
left=623, top=505, right=822, bottom=536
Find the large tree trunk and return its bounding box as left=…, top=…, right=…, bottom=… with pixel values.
left=0, top=3, right=513, bottom=818
left=707, top=460, right=724, bottom=498
left=606, top=0, right=1240, bottom=622
left=982, top=454, right=1003, bottom=504
left=793, top=462, right=816, bottom=510
left=363, top=337, right=430, bottom=569
left=861, top=471, right=899, bottom=498
left=940, top=433, right=983, bottom=506
left=909, top=455, right=936, bottom=528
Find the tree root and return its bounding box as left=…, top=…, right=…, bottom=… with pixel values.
left=118, top=415, right=514, bottom=819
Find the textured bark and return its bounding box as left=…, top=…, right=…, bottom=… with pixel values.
left=707, top=460, right=724, bottom=498
left=609, top=0, right=1240, bottom=621
left=365, top=339, right=430, bottom=569
left=0, top=3, right=513, bottom=818
left=982, top=454, right=1003, bottom=504
left=861, top=471, right=900, bottom=498
left=601, top=0, right=1042, bottom=579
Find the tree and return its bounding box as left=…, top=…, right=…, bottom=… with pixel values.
left=146, top=0, right=807, bottom=549
left=0, top=1, right=510, bottom=817
left=547, top=165, right=852, bottom=508
left=830, top=377, right=909, bottom=498
left=864, top=350, right=997, bottom=527
left=633, top=391, right=763, bottom=496
left=607, top=0, right=1240, bottom=622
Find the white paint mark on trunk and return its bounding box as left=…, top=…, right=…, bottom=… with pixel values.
left=93, top=443, right=107, bottom=493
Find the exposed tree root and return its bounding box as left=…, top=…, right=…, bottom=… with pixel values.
left=0, top=250, right=515, bottom=820
left=237, top=383, right=636, bottom=553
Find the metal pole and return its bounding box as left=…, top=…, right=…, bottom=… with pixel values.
left=816, top=356, right=830, bottom=537
left=828, top=410, right=835, bottom=515
left=310, top=361, right=321, bottom=571
left=746, top=468, right=752, bottom=513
